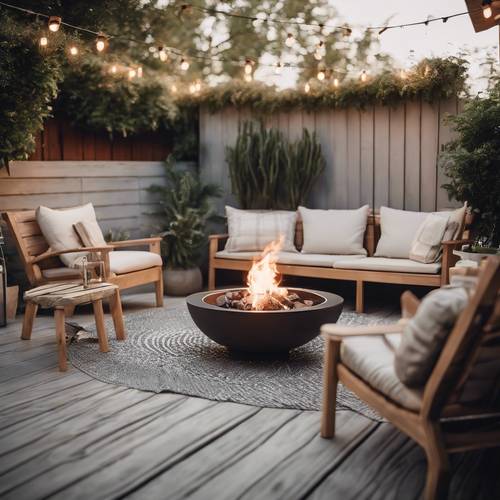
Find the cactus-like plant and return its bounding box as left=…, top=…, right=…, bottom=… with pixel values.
left=226, top=121, right=325, bottom=210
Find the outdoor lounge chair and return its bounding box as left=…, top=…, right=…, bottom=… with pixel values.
left=320, top=257, right=500, bottom=500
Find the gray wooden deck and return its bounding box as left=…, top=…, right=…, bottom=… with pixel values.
left=0, top=293, right=499, bottom=500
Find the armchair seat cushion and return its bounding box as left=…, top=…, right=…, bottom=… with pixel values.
left=109, top=251, right=162, bottom=275
left=341, top=335, right=423, bottom=411
left=334, top=257, right=441, bottom=274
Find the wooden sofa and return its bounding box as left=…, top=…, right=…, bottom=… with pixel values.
left=3, top=210, right=164, bottom=307
left=209, top=211, right=471, bottom=313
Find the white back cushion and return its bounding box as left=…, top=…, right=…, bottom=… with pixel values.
left=224, top=206, right=297, bottom=252
left=298, top=205, right=369, bottom=255
left=394, top=286, right=469, bottom=387
left=36, top=203, right=106, bottom=267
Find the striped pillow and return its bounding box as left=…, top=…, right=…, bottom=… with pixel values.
left=224, top=206, right=297, bottom=253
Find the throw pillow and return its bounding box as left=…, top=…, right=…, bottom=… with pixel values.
left=394, top=286, right=469, bottom=387
left=409, top=213, right=449, bottom=263
left=298, top=205, right=369, bottom=255
left=224, top=206, right=297, bottom=252
left=36, top=203, right=106, bottom=267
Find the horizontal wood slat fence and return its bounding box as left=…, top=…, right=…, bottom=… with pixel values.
left=199, top=98, right=461, bottom=214
left=28, top=118, right=172, bottom=161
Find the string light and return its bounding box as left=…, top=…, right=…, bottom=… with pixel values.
left=285, top=33, right=295, bottom=47
left=304, top=82, right=310, bottom=93
left=399, top=68, right=407, bottom=80
left=360, top=70, right=368, bottom=83
left=110, top=64, right=117, bottom=74
left=275, top=62, right=282, bottom=75
left=244, top=73, right=252, bottom=82
left=333, top=78, right=339, bottom=88
left=189, top=83, right=197, bottom=94
left=171, top=84, right=177, bottom=93
left=195, top=80, right=202, bottom=92
left=137, top=66, right=143, bottom=78
left=96, top=34, right=107, bottom=52
left=39, top=36, right=48, bottom=47
left=48, top=16, right=61, bottom=32
left=317, top=69, right=325, bottom=81
left=69, top=45, right=79, bottom=56
left=128, top=68, right=136, bottom=79
left=314, top=40, right=324, bottom=61
left=244, top=59, right=253, bottom=75
left=158, top=46, right=168, bottom=62
left=180, top=58, right=190, bottom=71
left=342, top=25, right=352, bottom=37
left=482, top=1, right=493, bottom=19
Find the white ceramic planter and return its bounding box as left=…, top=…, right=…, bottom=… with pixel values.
left=163, top=267, right=203, bottom=296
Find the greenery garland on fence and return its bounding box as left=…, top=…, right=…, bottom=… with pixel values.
left=178, top=58, right=468, bottom=113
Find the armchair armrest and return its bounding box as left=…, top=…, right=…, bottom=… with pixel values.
left=209, top=234, right=229, bottom=258
left=321, top=321, right=407, bottom=341
left=110, top=237, right=162, bottom=255
left=441, top=239, right=472, bottom=247
left=440, top=239, right=473, bottom=285
left=209, top=234, right=229, bottom=241
left=30, top=246, right=114, bottom=264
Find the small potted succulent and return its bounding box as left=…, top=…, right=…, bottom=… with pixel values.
left=149, top=156, right=221, bottom=296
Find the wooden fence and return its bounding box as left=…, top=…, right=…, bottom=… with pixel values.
left=28, top=118, right=172, bottom=161
left=199, top=98, right=461, bottom=214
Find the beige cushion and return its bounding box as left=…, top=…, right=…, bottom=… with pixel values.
left=409, top=213, right=449, bottom=264
left=442, top=204, right=467, bottom=242
left=334, top=257, right=441, bottom=274
left=109, top=251, right=162, bottom=275
left=215, top=250, right=366, bottom=267
left=73, top=221, right=105, bottom=248
left=224, top=206, right=297, bottom=253
left=36, top=204, right=106, bottom=268
left=394, top=286, right=469, bottom=387
left=341, top=335, right=423, bottom=411
left=298, top=205, right=368, bottom=255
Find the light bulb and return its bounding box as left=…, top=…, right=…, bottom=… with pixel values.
left=483, top=2, right=493, bottom=18
left=158, top=47, right=168, bottom=62
left=195, top=81, right=201, bottom=92
left=304, top=82, right=310, bottom=93
left=244, top=59, right=253, bottom=75
left=317, top=70, right=325, bottom=81
left=48, top=16, right=61, bottom=33
left=39, top=36, right=48, bottom=47
left=333, top=78, right=339, bottom=88
left=244, top=73, right=252, bottom=82
left=275, top=62, right=282, bottom=75
left=180, top=58, right=190, bottom=71
left=399, top=69, right=407, bottom=80
left=110, top=65, right=117, bottom=74
left=69, top=46, right=78, bottom=56
left=314, top=49, right=323, bottom=61
left=171, top=84, right=177, bottom=93
left=285, top=33, right=295, bottom=47
left=343, top=25, right=352, bottom=38
left=137, top=67, right=143, bottom=78
left=189, top=83, right=196, bottom=94
left=128, top=68, right=136, bottom=79
left=360, top=70, right=367, bottom=82
left=96, top=34, right=107, bottom=52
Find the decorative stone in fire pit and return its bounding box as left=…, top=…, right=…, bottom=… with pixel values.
left=186, top=238, right=343, bottom=355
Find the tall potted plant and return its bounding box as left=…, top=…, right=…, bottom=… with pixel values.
left=440, top=78, right=500, bottom=256
left=149, top=156, right=222, bottom=295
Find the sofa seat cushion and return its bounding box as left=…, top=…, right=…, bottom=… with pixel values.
left=334, top=257, right=441, bottom=274
left=341, top=335, right=423, bottom=411
left=215, top=250, right=366, bottom=268
left=109, top=251, right=162, bottom=275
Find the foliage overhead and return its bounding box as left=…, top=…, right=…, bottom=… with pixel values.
left=0, top=18, right=63, bottom=167
left=149, top=156, right=222, bottom=269
left=226, top=121, right=325, bottom=210
left=440, top=79, right=500, bottom=247
left=180, top=58, right=468, bottom=113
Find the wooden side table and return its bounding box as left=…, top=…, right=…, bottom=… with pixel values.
left=22, top=282, right=126, bottom=371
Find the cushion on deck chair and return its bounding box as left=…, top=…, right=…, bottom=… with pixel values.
left=36, top=203, right=107, bottom=268
left=394, top=286, right=469, bottom=387
left=333, top=257, right=441, bottom=274
left=109, top=251, right=162, bottom=275
left=341, top=334, right=423, bottom=411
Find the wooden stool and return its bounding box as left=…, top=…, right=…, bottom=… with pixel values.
left=22, top=282, right=126, bottom=372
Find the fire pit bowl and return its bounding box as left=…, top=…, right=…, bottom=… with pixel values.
left=186, top=288, right=343, bottom=355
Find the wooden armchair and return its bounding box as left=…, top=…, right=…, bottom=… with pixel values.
left=321, top=257, right=500, bottom=500
left=2, top=210, right=163, bottom=308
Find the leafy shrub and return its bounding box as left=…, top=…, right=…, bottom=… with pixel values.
left=225, top=121, right=325, bottom=210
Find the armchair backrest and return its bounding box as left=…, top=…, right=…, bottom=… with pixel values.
left=2, top=210, right=63, bottom=285
left=422, top=257, right=500, bottom=419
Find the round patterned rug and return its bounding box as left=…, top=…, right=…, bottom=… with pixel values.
left=69, top=304, right=390, bottom=421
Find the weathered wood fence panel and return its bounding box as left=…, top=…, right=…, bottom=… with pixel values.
left=199, top=98, right=460, bottom=213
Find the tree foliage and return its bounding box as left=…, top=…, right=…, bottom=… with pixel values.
left=440, top=79, right=500, bottom=247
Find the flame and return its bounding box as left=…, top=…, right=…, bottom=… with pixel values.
left=247, top=237, right=288, bottom=310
